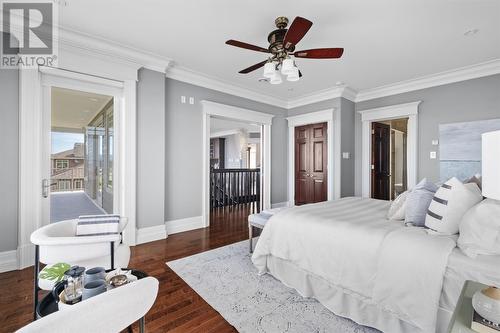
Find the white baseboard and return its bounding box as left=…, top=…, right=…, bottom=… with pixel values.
left=136, top=225, right=167, bottom=245
left=0, top=250, right=18, bottom=273
left=271, top=201, right=290, bottom=209
left=166, top=216, right=204, bottom=235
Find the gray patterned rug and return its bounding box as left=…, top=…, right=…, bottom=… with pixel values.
left=167, top=240, right=379, bottom=333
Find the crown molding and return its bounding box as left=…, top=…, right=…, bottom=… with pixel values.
left=166, top=65, right=288, bottom=108
left=355, top=59, right=500, bottom=102
left=286, top=85, right=358, bottom=109
left=58, top=27, right=173, bottom=74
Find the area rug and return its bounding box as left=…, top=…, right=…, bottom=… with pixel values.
left=167, top=241, right=379, bottom=333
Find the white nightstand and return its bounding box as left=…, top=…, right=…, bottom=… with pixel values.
left=448, top=280, right=490, bottom=333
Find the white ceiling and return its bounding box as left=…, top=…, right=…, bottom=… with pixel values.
left=58, top=0, right=500, bottom=101
left=52, top=87, right=112, bottom=130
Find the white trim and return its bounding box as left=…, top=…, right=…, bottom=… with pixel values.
left=287, top=86, right=357, bottom=108
left=0, top=250, right=18, bottom=273
left=201, top=101, right=273, bottom=227
left=355, top=59, right=500, bottom=102
left=286, top=109, right=341, bottom=205
left=136, top=225, right=167, bottom=245
left=271, top=202, right=290, bottom=209
left=200, top=100, right=274, bottom=125
left=210, top=129, right=240, bottom=138
left=165, top=216, right=205, bottom=235
left=358, top=101, right=421, bottom=198
left=59, top=26, right=172, bottom=75
left=166, top=66, right=287, bottom=108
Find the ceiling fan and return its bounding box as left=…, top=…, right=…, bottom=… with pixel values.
left=225, top=16, right=344, bottom=84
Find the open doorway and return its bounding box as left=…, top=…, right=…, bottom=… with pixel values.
left=50, top=87, right=114, bottom=222
left=371, top=118, right=408, bottom=200
left=209, top=118, right=261, bottom=225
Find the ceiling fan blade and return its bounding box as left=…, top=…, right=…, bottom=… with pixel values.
left=239, top=60, right=268, bottom=74
left=283, top=17, right=313, bottom=50
left=294, top=48, right=344, bottom=59
left=226, top=39, right=269, bottom=53
left=298, top=70, right=303, bottom=78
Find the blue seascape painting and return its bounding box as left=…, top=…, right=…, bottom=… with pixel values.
left=439, top=118, right=500, bottom=182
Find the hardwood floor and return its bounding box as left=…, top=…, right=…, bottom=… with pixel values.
left=0, top=203, right=259, bottom=333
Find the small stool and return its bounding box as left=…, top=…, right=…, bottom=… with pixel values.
left=248, top=212, right=273, bottom=253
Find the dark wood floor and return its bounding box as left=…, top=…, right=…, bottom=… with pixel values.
left=0, top=203, right=259, bottom=333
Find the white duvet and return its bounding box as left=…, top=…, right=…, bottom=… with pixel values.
left=252, top=197, right=456, bottom=333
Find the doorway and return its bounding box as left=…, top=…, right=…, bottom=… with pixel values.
left=209, top=118, right=262, bottom=227
left=371, top=118, right=408, bottom=200
left=49, top=87, right=114, bottom=222
left=294, top=122, right=328, bottom=205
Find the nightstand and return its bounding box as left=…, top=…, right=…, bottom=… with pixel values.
left=448, top=280, right=490, bottom=333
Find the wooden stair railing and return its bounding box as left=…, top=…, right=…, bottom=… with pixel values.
left=210, top=168, right=260, bottom=208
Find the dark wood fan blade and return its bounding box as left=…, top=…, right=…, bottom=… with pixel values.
left=298, top=70, right=303, bottom=78
left=294, top=48, right=344, bottom=59
left=283, top=17, right=313, bottom=50
left=239, top=60, right=268, bottom=74
left=226, top=40, right=269, bottom=53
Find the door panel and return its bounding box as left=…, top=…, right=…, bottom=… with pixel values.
left=294, top=122, right=328, bottom=205
left=371, top=122, right=391, bottom=200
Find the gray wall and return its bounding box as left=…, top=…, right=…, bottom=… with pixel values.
left=165, top=78, right=288, bottom=222
left=288, top=97, right=356, bottom=197
left=355, top=74, right=500, bottom=195
left=0, top=69, right=19, bottom=252
left=137, top=69, right=166, bottom=228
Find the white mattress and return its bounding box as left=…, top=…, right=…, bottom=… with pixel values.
left=441, top=248, right=500, bottom=311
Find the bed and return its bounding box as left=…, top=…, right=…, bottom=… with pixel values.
left=251, top=197, right=500, bottom=333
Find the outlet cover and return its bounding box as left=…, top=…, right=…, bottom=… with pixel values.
left=430, top=151, right=437, bottom=159
left=189, top=97, right=195, bottom=104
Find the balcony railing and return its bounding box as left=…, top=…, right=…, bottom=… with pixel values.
left=210, top=168, right=260, bottom=208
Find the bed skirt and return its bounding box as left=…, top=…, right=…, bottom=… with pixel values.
left=265, top=255, right=452, bottom=333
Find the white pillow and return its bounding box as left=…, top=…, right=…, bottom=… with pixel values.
left=387, top=191, right=408, bottom=220
left=458, top=199, right=500, bottom=258
left=425, top=177, right=483, bottom=235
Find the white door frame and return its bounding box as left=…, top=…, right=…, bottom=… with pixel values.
left=358, top=101, right=421, bottom=198
left=201, top=100, right=273, bottom=227
left=286, top=109, right=341, bottom=205
left=18, top=66, right=137, bottom=269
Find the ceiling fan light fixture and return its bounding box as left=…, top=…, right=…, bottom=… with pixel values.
left=269, top=72, right=282, bottom=85
left=287, top=67, right=300, bottom=82
left=281, top=58, right=295, bottom=75
left=263, top=62, right=275, bottom=78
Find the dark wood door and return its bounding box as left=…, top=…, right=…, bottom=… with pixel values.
left=295, top=122, right=327, bottom=205
left=371, top=122, right=391, bottom=200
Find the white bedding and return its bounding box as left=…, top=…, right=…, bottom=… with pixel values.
left=252, top=197, right=457, bottom=333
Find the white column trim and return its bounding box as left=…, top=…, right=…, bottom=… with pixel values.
left=286, top=109, right=341, bottom=206
left=201, top=101, right=273, bottom=227
left=358, top=101, right=421, bottom=198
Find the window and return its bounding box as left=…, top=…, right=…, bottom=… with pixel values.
left=106, top=106, right=113, bottom=188
left=58, top=180, right=71, bottom=191
left=55, top=160, right=69, bottom=169
left=74, top=179, right=83, bottom=189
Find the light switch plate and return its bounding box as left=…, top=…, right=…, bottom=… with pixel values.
left=189, top=97, right=195, bottom=104
left=432, top=139, right=439, bottom=146
left=181, top=96, right=186, bottom=104
left=342, top=152, right=350, bottom=159
left=430, top=151, right=437, bottom=159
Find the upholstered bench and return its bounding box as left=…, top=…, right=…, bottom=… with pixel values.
left=248, top=208, right=285, bottom=253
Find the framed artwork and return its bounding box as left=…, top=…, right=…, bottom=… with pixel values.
left=439, top=118, right=500, bottom=182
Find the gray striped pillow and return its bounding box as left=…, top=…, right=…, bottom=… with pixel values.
left=76, top=214, right=121, bottom=236
left=425, top=177, right=483, bottom=235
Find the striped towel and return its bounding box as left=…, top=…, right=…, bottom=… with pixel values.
left=76, top=214, right=121, bottom=236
